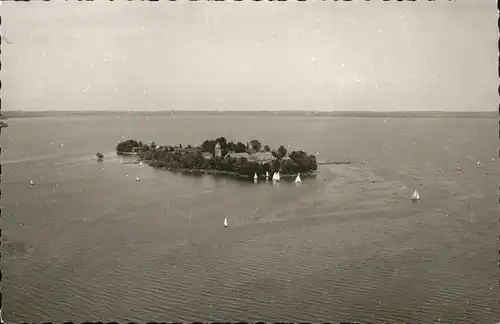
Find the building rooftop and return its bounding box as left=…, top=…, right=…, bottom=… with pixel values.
left=248, top=152, right=275, bottom=162
left=226, top=152, right=250, bottom=159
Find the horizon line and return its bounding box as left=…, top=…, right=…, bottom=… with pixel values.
left=2, top=109, right=496, bottom=113
left=3, top=110, right=497, bottom=119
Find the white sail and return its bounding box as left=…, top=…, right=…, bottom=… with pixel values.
left=266, top=171, right=269, bottom=178
left=139, top=161, right=143, bottom=166
left=136, top=177, right=140, bottom=182
left=275, top=172, right=280, bottom=181
left=120, top=156, right=123, bottom=164
left=411, top=190, right=420, bottom=200
left=254, top=173, right=258, bottom=180
left=29, top=180, right=34, bottom=186
left=294, top=173, right=302, bottom=184
left=224, top=217, right=228, bottom=227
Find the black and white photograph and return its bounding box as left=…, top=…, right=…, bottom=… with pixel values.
left=0, top=0, right=498, bottom=322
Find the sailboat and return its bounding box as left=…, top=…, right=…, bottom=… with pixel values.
left=139, top=161, right=143, bottom=166
left=224, top=216, right=228, bottom=229
left=136, top=177, right=140, bottom=182
left=293, top=173, right=302, bottom=184
left=411, top=189, right=420, bottom=201
left=29, top=179, right=34, bottom=186
left=265, top=171, right=269, bottom=179
left=120, top=156, right=123, bottom=164
left=272, top=171, right=281, bottom=182
left=254, top=173, right=258, bottom=181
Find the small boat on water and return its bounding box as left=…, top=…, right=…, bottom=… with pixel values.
left=272, top=171, right=281, bottom=182
left=254, top=173, right=258, bottom=181
left=136, top=177, right=140, bottom=182
left=265, top=171, right=269, bottom=179
left=224, top=216, right=228, bottom=229
left=293, top=173, right=302, bottom=184
left=29, top=180, right=34, bottom=186
left=411, top=189, right=420, bottom=201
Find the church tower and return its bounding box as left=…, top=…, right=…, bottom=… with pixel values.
left=214, top=142, right=222, bottom=158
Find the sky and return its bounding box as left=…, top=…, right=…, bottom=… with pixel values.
left=0, top=0, right=497, bottom=112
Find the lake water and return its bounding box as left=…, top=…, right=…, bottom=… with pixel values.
left=1, top=115, right=499, bottom=323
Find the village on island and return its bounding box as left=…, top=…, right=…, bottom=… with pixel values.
left=112, top=137, right=319, bottom=183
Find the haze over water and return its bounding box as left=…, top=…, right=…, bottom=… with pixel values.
left=1, top=115, right=498, bottom=323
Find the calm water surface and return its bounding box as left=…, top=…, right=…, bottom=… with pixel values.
left=1, top=115, right=498, bottom=322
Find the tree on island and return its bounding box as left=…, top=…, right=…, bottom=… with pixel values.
left=139, top=149, right=154, bottom=161
left=235, top=142, right=247, bottom=153
left=238, top=160, right=262, bottom=177
left=263, top=145, right=271, bottom=152
left=180, top=153, right=196, bottom=169
left=249, top=139, right=262, bottom=152
left=270, top=159, right=280, bottom=172
left=277, top=145, right=288, bottom=159
left=227, top=141, right=236, bottom=153
left=116, top=140, right=139, bottom=153
left=280, top=158, right=298, bottom=174
left=216, top=137, right=227, bottom=148
left=289, top=150, right=318, bottom=172
left=262, top=162, right=272, bottom=173
left=201, top=140, right=216, bottom=154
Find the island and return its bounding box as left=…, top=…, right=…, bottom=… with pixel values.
left=115, top=137, right=318, bottom=180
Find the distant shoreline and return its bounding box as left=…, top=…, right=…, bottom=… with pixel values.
left=2, top=110, right=497, bottom=119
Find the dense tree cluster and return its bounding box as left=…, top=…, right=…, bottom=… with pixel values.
left=116, top=140, right=145, bottom=153
left=117, top=137, right=317, bottom=177
left=200, top=137, right=249, bottom=156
